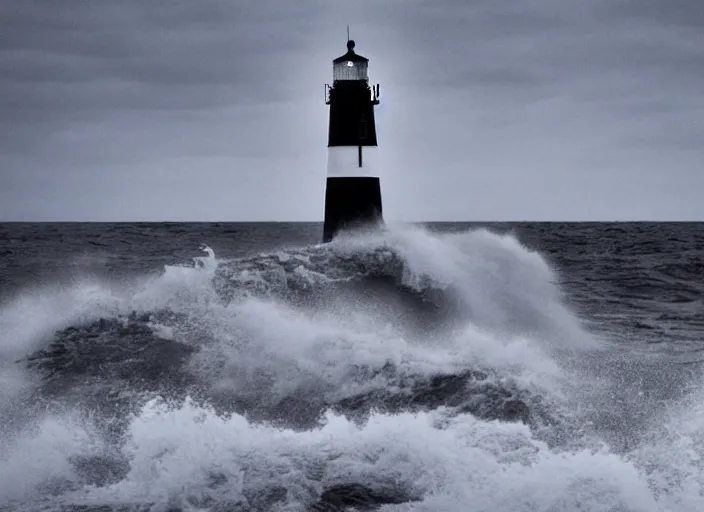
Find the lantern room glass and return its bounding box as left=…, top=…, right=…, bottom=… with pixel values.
left=333, top=61, right=368, bottom=81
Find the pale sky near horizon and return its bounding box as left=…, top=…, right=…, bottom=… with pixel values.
left=1, top=0, right=703, bottom=221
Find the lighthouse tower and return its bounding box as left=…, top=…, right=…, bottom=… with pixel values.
left=322, top=39, right=382, bottom=243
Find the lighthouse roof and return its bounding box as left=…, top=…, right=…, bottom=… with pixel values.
left=332, top=40, right=369, bottom=64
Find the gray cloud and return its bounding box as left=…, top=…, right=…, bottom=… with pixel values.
left=0, top=0, right=702, bottom=221
left=601, top=0, right=704, bottom=28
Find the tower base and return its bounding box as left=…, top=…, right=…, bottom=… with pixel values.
left=322, top=177, right=383, bottom=243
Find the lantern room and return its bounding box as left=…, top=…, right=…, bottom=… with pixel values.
left=332, top=40, right=369, bottom=81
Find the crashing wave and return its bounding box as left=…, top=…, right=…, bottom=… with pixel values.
left=6, top=226, right=693, bottom=511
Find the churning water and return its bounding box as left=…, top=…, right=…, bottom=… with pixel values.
left=1, top=222, right=703, bottom=511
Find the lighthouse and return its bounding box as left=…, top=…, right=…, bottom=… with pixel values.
left=322, top=39, right=382, bottom=243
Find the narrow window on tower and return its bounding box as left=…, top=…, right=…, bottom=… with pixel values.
left=358, top=120, right=368, bottom=140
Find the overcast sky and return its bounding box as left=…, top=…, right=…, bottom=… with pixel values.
left=1, top=0, right=702, bottom=221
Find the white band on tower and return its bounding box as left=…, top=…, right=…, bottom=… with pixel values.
left=326, top=146, right=379, bottom=178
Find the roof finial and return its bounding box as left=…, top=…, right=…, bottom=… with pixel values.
left=346, top=26, right=356, bottom=52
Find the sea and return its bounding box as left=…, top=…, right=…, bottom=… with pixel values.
left=0, top=221, right=703, bottom=512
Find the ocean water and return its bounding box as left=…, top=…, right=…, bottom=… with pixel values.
left=0, top=222, right=703, bottom=511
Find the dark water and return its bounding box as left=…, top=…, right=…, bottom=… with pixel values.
left=1, top=222, right=703, bottom=511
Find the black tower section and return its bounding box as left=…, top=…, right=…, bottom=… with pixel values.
left=322, top=40, right=382, bottom=243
